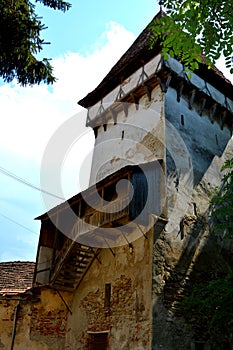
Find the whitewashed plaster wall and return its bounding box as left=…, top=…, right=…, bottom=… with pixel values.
left=89, top=85, right=165, bottom=185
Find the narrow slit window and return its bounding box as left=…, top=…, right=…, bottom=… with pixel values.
left=104, top=283, right=111, bottom=307
left=181, top=114, right=184, bottom=126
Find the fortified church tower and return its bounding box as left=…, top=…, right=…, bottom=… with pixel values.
left=34, top=10, right=233, bottom=350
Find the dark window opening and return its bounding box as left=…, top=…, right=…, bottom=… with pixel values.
left=194, top=341, right=206, bottom=350
left=181, top=114, right=184, bottom=126
left=88, top=333, right=108, bottom=350
left=104, top=283, right=111, bottom=307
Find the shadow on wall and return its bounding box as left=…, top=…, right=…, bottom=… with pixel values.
left=152, top=206, right=233, bottom=350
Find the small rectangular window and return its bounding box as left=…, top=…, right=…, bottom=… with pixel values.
left=191, top=341, right=208, bottom=350
left=88, top=332, right=109, bottom=350
left=104, top=283, right=111, bottom=308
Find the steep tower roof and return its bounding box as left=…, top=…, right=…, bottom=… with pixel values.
left=78, top=10, right=232, bottom=108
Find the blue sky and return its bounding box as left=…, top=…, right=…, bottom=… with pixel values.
left=35, top=0, right=157, bottom=57
left=0, top=0, right=158, bottom=262
left=0, top=1, right=232, bottom=262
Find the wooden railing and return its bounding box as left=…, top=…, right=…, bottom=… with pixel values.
left=50, top=196, right=130, bottom=284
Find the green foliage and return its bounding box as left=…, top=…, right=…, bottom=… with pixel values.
left=150, top=0, right=233, bottom=74
left=211, top=158, right=233, bottom=239
left=183, top=159, right=233, bottom=340
left=183, top=273, right=233, bottom=335
left=0, top=0, right=71, bottom=85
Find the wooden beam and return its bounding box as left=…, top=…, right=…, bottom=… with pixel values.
left=209, top=102, right=217, bottom=123
left=199, top=97, right=206, bottom=116
left=137, top=65, right=149, bottom=87
left=93, top=126, right=99, bottom=138
left=56, top=290, right=72, bottom=314
left=130, top=93, right=140, bottom=110
left=116, top=85, right=125, bottom=101
left=188, top=89, right=196, bottom=110
left=136, top=223, right=148, bottom=239
left=102, top=115, right=107, bottom=131
left=122, top=102, right=129, bottom=116
left=110, top=108, right=118, bottom=125
left=220, top=109, right=227, bottom=130
left=157, top=73, right=172, bottom=93
left=144, top=84, right=152, bottom=101
left=96, top=101, right=105, bottom=116
left=176, top=81, right=184, bottom=102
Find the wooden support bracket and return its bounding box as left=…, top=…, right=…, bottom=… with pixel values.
left=144, top=84, right=152, bottom=101
left=90, top=247, right=101, bottom=265
left=188, top=89, right=196, bottom=110
left=86, top=108, right=91, bottom=125
left=102, top=115, right=107, bottom=131
left=97, top=101, right=105, bottom=116
left=122, top=102, right=129, bottom=116
left=136, top=223, right=148, bottom=239
left=130, top=93, right=140, bottom=110
left=199, top=97, right=207, bottom=116
left=137, top=65, right=149, bottom=87
left=93, top=126, right=99, bottom=139
left=116, top=85, right=126, bottom=101
left=209, top=103, right=217, bottom=123
left=220, top=109, right=227, bottom=130
left=103, top=238, right=116, bottom=257
left=176, top=81, right=184, bottom=102
left=157, top=73, right=172, bottom=93
left=110, top=108, right=118, bottom=125
left=56, top=290, right=73, bottom=315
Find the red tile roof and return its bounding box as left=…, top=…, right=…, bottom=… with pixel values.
left=0, top=261, right=35, bottom=295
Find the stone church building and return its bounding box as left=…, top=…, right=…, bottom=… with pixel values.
left=1, top=10, right=233, bottom=350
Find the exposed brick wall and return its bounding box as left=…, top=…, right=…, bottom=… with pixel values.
left=0, top=287, right=72, bottom=350
left=31, top=308, right=67, bottom=340
left=79, top=274, right=151, bottom=349
left=30, top=289, right=71, bottom=350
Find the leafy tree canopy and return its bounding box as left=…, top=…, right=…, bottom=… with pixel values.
left=0, top=0, right=71, bottom=86
left=150, top=0, right=233, bottom=74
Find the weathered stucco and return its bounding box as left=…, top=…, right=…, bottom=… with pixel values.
left=4, top=43, right=231, bottom=350
left=150, top=85, right=233, bottom=350
left=0, top=288, right=72, bottom=350
left=89, top=83, right=165, bottom=185
left=65, top=229, right=154, bottom=350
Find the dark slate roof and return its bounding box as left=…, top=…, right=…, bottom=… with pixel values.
left=0, top=261, right=35, bottom=294
left=78, top=10, right=232, bottom=108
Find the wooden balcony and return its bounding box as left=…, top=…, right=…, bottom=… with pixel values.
left=49, top=196, right=132, bottom=290
left=36, top=160, right=165, bottom=291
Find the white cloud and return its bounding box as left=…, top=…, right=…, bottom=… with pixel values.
left=0, top=19, right=232, bottom=261
left=0, top=21, right=136, bottom=164
left=0, top=21, right=136, bottom=262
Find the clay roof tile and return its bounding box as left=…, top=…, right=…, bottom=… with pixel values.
left=0, top=261, right=35, bottom=295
